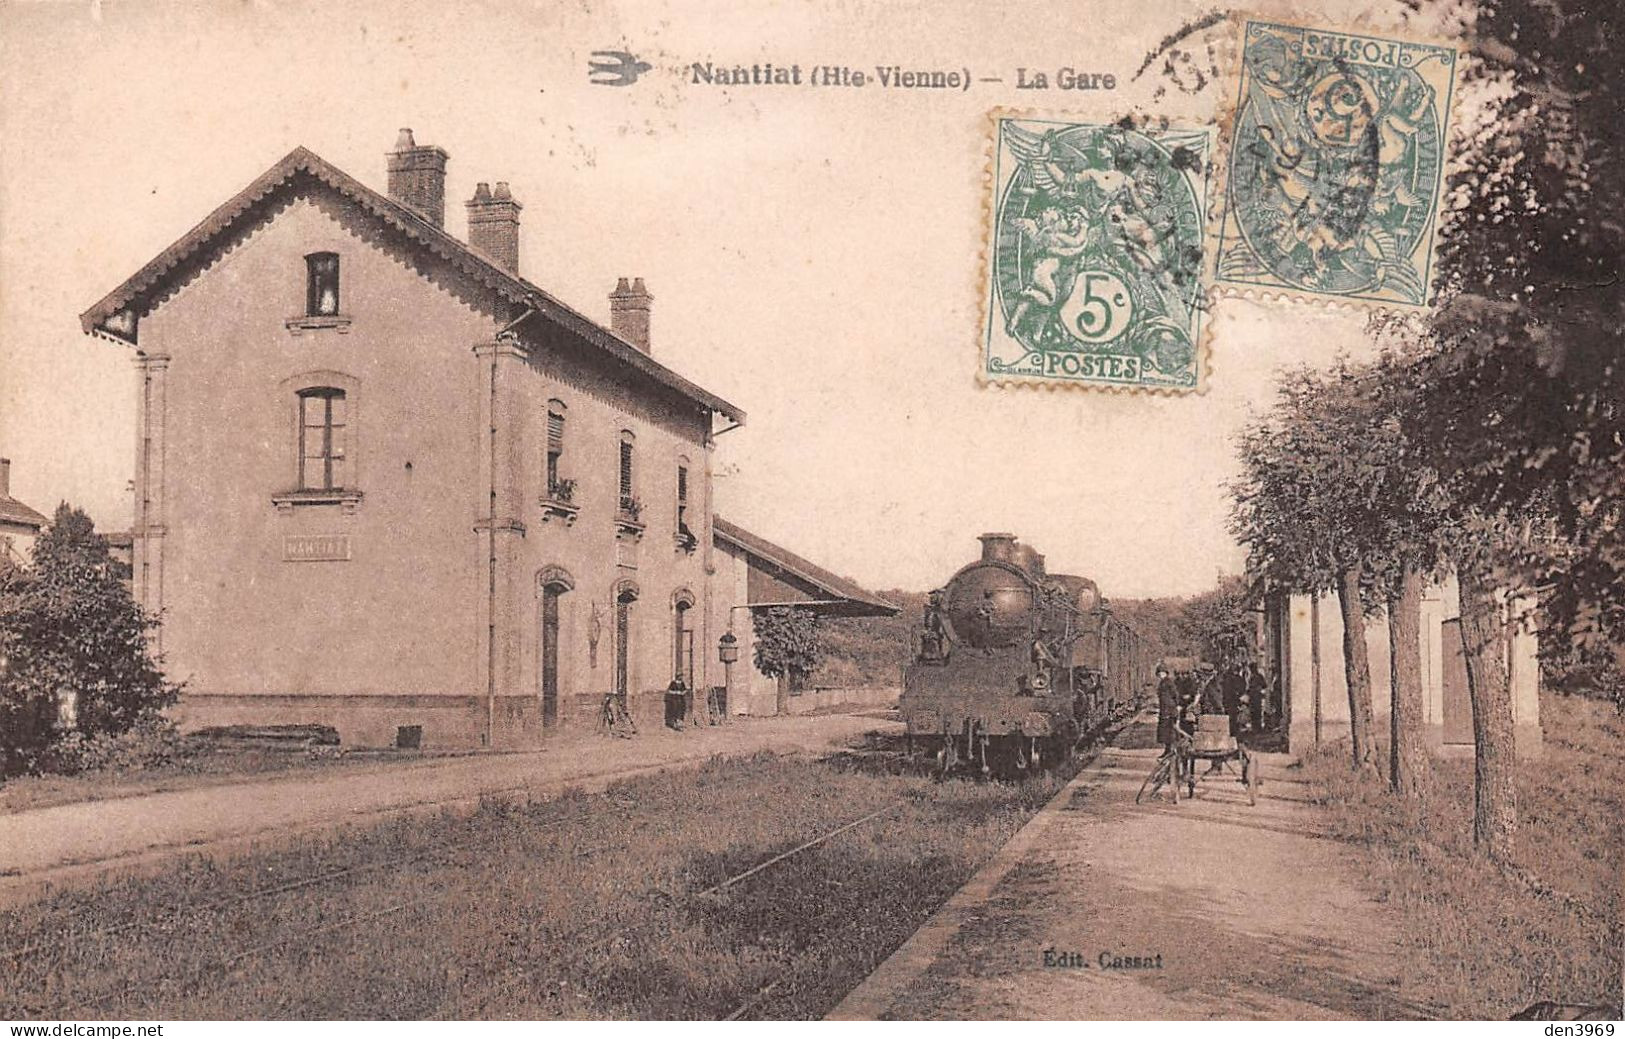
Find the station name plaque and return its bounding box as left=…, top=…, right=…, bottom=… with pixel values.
left=284, top=534, right=352, bottom=562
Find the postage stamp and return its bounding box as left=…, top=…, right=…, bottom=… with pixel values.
left=982, top=115, right=1214, bottom=393
left=1215, top=20, right=1458, bottom=309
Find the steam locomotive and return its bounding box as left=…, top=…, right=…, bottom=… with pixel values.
left=901, top=533, right=1151, bottom=775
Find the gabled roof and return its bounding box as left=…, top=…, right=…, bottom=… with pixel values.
left=79, top=146, right=744, bottom=424
left=713, top=516, right=899, bottom=618
left=0, top=494, right=47, bottom=531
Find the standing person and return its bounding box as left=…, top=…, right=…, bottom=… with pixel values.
left=1155, top=666, right=1179, bottom=755
left=1247, top=662, right=1269, bottom=733
left=1222, top=661, right=1246, bottom=736
left=1175, top=668, right=1197, bottom=718
left=1197, top=664, right=1224, bottom=715
left=665, top=675, right=689, bottom=731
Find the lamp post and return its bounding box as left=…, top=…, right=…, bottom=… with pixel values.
left=717, top=631, right=739, bottom=722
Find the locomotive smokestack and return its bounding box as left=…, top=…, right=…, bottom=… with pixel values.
left=978, top=533, right=1017, bottom=564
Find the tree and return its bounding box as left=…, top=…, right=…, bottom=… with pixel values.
left=1353, top=355, right=1464, bottom=800
left=1170, top=576, right=1254, bottom=666
left=1231, top=366, right=1383, bottom=774
left=1337, top=0, right=1622, bottom=858
left=751, top=606, right=822, bottom=716
left=0, top=504, right=178, bottom=775
left=1401, top=0, right=1625, bottom=655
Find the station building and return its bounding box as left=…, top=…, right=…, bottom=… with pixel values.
left=80, top=130, right=893, bottom=748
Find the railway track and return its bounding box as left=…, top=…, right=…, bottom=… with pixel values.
left=2, top=714, right=1135, bottom=1020
left=1, top=780, right=906, bottom=1017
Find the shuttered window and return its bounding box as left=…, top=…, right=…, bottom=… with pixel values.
left=546, top=407, right=565, bottom=492
left=618, top=432, right=635, bottom=512
left=676, top=464, right=689, bottom=534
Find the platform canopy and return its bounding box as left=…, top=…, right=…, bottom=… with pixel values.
left=713, top=517, right=898, bottom=619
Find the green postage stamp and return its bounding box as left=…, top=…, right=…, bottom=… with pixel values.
left=1216, top=21, right=1458, bottom=308
left=982, top=116, right=1214, bottom=392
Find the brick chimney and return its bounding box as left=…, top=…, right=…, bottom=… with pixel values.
left=609, top=277, right=653, bottom=353
left=466, top=181, right=522, bottom=272
left=0, top=458, right=10, bottom=498
left=386, top=129, right=449, bottom=228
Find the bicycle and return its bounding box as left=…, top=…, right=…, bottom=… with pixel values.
left=1136, top=721, right=1192, bottom=804
left=599, top=691, right=637, bottom=738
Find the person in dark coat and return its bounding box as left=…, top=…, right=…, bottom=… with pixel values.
left=1197, top=665, right=1224, bottom=714
left=1175, top=670, right=1197, bottom=716
left=664, top=676, right=689, bottom=731
left=1155, top=666, right=1179, bottom=754
left=1222, top=662, right=1246, bottom=736
left=1247, top=662, right=1269, bottom=732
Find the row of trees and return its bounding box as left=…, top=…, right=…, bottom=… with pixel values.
left=0, top=505, right=179, bottom=776
left=1230, top=0, right=1622, bottom=864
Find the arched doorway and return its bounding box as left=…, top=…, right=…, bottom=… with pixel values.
left=672, top=588, right=696, bottom=689
left=538, top=566, right=575, bottom=729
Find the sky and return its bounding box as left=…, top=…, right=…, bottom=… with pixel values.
left=0, top=0, right=1455, bottom=598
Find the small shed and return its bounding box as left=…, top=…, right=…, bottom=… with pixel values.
left=711, top=516, right=899, bottom=716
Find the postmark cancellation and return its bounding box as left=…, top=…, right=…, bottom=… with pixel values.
left=982, top=115, right=1215, bottom=393
left=1214, top=20, right=1459, bottom=309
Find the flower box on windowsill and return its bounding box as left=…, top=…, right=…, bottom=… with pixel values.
left=285, top=314, right=354, bottom=335
left=615, top=513, right=646, bottom=540
left=272, top=489, right=363, bottom=514
left=539, top=496, right=579, bottom=526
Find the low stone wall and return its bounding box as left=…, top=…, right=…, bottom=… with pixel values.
left=174, top=683, right=897, bottom=749
left=176, top=690, right=660, bottom=749
left=783, top=684, right=899, bottom=716
left=173, top=692, right=489, bottom=750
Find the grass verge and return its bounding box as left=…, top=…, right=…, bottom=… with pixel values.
left=1, top=745, right=1080, bottom=1019
left=0, top=744, right=471, bottom=816
left=1301, top=693, right=1622, bottom=1019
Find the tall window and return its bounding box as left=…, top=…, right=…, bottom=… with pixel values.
left=306, top=253, right=340, bottom=316
left=618, top=431, right=635, bottom=513
left=298, top=388, right=347, bottom=490
left=676, top=464, right=689, bottom=531
left=673, top=597, right=694, bottom=686
left=545, top=402, right=566, bottom=495
left=615, top=587, right=637, bottom=698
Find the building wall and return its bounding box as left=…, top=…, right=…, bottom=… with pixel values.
left=500, top=320, right=718, bottom=740
left=1, top=525, right=38, bottom=567
left=131, top=190, right=724, bottom=748
left=139, top=197, right=491, bottom=747
left=709, top=539, right=779, bottom=716
left=1271, top=574, right=1543, bottom=760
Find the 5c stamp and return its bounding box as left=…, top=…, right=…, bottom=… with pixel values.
left=1215, top=20, right=1458, bottom=308
left=982, top=115, right=1214, bottom=393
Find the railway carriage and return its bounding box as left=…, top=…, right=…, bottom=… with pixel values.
left=902, top=533, right=1148, bottom=776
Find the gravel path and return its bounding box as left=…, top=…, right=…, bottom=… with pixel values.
left=831, top=714, right=1433, bottom=1020
left=0, top=713, right=894, bottom=906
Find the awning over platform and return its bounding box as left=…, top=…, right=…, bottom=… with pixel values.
left=712, top=516, right=898, bottom=618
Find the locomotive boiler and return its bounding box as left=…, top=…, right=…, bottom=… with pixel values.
left=902, top=533, right=1149, bottom=775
